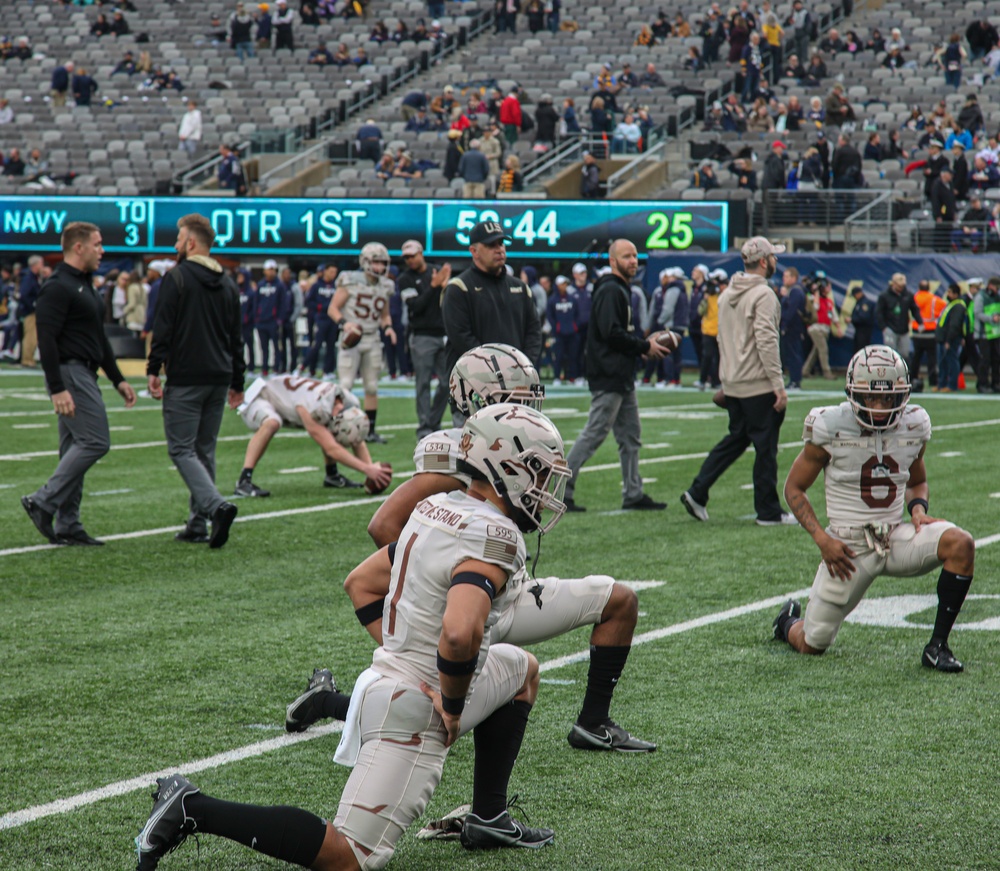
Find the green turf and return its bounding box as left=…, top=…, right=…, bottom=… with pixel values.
left=1, top=370, right=998, bottom=870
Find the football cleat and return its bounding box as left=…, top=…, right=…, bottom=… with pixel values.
left=174, top=526, right=209, bottom=544
left=773, top=598, right=802, bottom=641
left=622, top=494, right=667, bottom=511
left=234, top=479, right=271, bottom=498
left=323, top=473, right=362, bottom=489
left=364, top=431, right=388, bottom=444
left=285, top=668, right=337, bottom=733
left=134, top=774, right=199, bottom=870
left=209, top=502, right=238, bottom=549
left=922, top=639, right=964, bottom=673
left=415, top=804, right=471, bottom=841
left=756, top=513, right=798, bottom=526
left=567, top=720, right=657, bottom=753
left=461, top=810, right=554, bottom=850
left=680, top=490, right=709, bottom=522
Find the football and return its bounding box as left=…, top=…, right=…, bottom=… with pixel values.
left=365, top=462, right=393, bottom=495
left=651, top=330, right=682, bottom=353
left=341, top=322, right=363, bottom=348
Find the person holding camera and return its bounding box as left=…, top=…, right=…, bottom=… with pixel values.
left=803, top=271, right=838, bottom=380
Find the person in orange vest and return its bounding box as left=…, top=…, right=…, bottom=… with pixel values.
left=909, top=279, right=946, bottom=387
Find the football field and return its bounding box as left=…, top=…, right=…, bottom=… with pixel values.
left=1, top=370, right=999, bottom=871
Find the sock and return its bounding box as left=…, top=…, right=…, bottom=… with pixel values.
left=316, top=690, right=352, bottom=722
left=932, top=569, right=973, bottom=643
left=325, top=463, right=339, bottom=478
left=471, top=700, right=531, bottom=820
left=366, top=408, right=377, bottom=433
left=576, top=645, right=630, bottom=729
left=239, top=468, right=253, bottom=483
left=185, top=794, right=327, bottom=868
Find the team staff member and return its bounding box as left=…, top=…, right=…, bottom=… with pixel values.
left=21, top=222, right=137, bottom=546
left=441, top=220, right=542, bottom=423
left=909, top=279, right=945, bottom=388
left=973, top=275, right=1000, bottom=393
left=147, top=214, right=245, bottom=549
left=562, top=239, right=668, bottom=512
left=397, top=239, right=452, bottom=439
left=875, top=273, right=920, bottom=360
left=681, top=236, right=795, bottom=526
left=19, top=255, right=43, bottom=367
left=299, top=263, right=338, bottom=377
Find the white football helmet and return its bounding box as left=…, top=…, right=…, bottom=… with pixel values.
left=359, top=242, right=390, bottom=277
left=845, top=344, right=911, bottom=431
left=449, top=343, right=545, bottom=416
left=458, top=403, right=570, bottom=534
left=329, top=406, right=370, bottom=446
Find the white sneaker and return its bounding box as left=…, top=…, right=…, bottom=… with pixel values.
left=692, top=380, right=704, bottom=389
left=756, top=513, right=798, bottom=527
left=666, top=382, right=681, bottom=389
left=680, top=490, right=709, bottom=522
left=654, top=381, right=668, bottom=390
left=552, top=378, right=563, bottom=387
left=573, top=377, right=586, bottom=386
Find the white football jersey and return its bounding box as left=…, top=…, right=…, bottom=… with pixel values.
left=336, top=270, right=394, bottom=337
left=261, top=375, right=356, bottom=427
left=804, top=401, right=931, bottom=528
left=413, top=428, right=472, bottom=487
left=372, top=490, right=526, bottom=690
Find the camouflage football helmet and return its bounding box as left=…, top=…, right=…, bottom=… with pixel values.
left=845, top=344, right=911, bottom=431
left=449, top=343, right=545, bottom=416
left=330, top=406, right=370, bottom=447
left=359, top=241, right=390, bottom=277
left=458, top=403, right=570, bottom=534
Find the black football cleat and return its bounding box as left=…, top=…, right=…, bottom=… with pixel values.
left=285, top=668, right=337, bottom=733
left=234, top=479, right=271, bottom=498
left=209, top=502, right=238, bottom=549
left=567, top=720, right=657, bottom=753
left=323, top=473, right=362, bottom=489
left=922, top=639, right=964, bottom=673
left=134, top=774, right=199, bottom=870
left=773, top=598, right=802, bottom=641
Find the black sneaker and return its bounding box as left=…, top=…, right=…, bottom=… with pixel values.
left=773, top=598, right=802, bottom=641
left=134, top=774, right=199, bottom=870
left=922, top=639, right=964, bottom=673
left=285, top=667, right=337, bottom=733
left=564, top=497, right=586, bottom=513
left=21, top=495, right=59, bottom=543
left=57, top=529, right=104, bottom=546
left=567, top=720, right=657, bottom=753
left=622, top=494, right=667, bottom=511
left=174, top=526, right=209, bottom=544
left=461, top=810, right=554, bottom=850
left=365, top=432, right=388, bottom=444
left=209, top=502, right=238, bottom=550
left=234, top=479, right=270, bottom=498
left=323, top=473, right=362, bottom=489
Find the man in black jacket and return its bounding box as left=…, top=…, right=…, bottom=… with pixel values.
left=562, top=239, right=668, bottom=512
left=931, top=166, right=957, bottom=253
left=441, top=221, right=542, bottom=423
left=875, top=272, right=921, bottom=360
left=148, top=214, right=244, bottom=549
left=21, top=222, right=136, bottom=546
left=398, top=239, right=452, bottom=438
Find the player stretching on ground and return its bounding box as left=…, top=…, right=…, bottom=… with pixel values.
left=773, top=345, right=975, bottom=671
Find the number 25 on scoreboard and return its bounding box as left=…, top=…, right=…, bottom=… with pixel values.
left=646, top=211, right=694, bottom=250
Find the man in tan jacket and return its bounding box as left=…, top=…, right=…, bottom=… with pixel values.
left=680, top=236, right=796, bottom=526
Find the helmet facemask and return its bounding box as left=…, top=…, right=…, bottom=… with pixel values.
left=845, top=345, right=911, bottom=432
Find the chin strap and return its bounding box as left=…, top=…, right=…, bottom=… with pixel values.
left=528, top=531, right=545, bottom=610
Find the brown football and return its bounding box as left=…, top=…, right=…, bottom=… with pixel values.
left=365, top=462, right=393, bottom=495
left=652, top=330, right=682, bottom=353
left=342, top=322, right=363, bottom=348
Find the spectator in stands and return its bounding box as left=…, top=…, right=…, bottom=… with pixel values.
left=931, top=167, right=957, bottom=252
left=580, top=150, right=601, bottom=198
left=272, top=0, right=295, bottom=52
left=635, top=24, right=656, bottom=47
left=525, top=0, right=545, bottom=33
left=929, top=99, right=956, bottom=131
left=748, top=102, right=775, bottom=133
left=965, top=18, right=999, bottom=61
left=496, top=0, right=520, bottom=35
left=703, top=100, right=726, bottom=131
left=950, top=142, right=971, bottom=197
left=916, top=121, right=939, bottom=150
left=618, top=62, right=639, bottom=91
left=400, top=90, right=428, bottom=122
left=589, top=95, right=612, bottom=136
left=546, top=0, right=562, bottom=33
left=160, top=71, right=186, bottom=93
left=50, top=60, right=74, bottom=108
left=936, top=33, right=967, bottom=89
left=722, top=93, right=748, bottom=132
left=355, top=118, right=382, bottom=163
left=369, top=19, right=389, bottom=42
left=831, top=133, right=861, bottom=188
left=612, top=111, right=642, bottom=154
left=375, top=152, right=395, bottom=182
left=499, top=87, right=522, bottom=146
left=863, top=132, right=883, bottom=162
left=404, top=108, right=433, bottom=133
left=818, top=28, right=845, bottom=55
left=946, top=124, right=973, bottom=152
left=812, top=128, right=831, bottom=185
left=674, top=12, right=691, bottom=37
left=650, top=10, right=670, bottom=39
left=497, top=154, right=523, bottom=193
left=443, top=129, right=463, bottom=181
left=957, top=94, right=984, bottom=134
left=824, top=83, right=854, bottom=125
left=968, top=155, right=999, bottom=192
left=393, top=152, right=423, bottom=183
left=480, top=125, right=503, bottom=191
left=0, top=99, right=13, bottom=126
left=562, top=97, right=581, bottom=134
left=533, top=93, right=559, bottom=150
left=458, top=139, right=490, bottom=198
left=430, top=85, right=457, bottom=126
left=91, top=13, right=113, bottom=37
left=391, top=20, right=409, bottom=42
left=781, top=53, right=806, bottom=82
left=728, top=156, right=758, bottom=191
left=110, top=50, right=136, bottom=76
left=953, top=194, right=990, bottom=252
left=783, top=94, right=803, bottom=130
left=762, top=140, right=787, bottom=193
left=411, top=18, right=429, bottom=41
left=761, top=14, right=784, bottom=82
left=2, top=148, right=25, bottom=177
left=903, top=105, right=925, bottom=131
left=178, top=99, right=202, bottom=158
left=806, top=51, right=828, bottom=82
left=886, top=27, right=906, bottom=52
left=741, top=32, right=764, bottom=103
left=864, top=27, right=885, bottom=53
left=728, top=14, right=750, bottom=64
left=798, top=145, right=823, bottom=196
left=692, top=162, right=720, bottom=191
left=229, top=3, right=256, bottom=59
left=72, top=67, right=98, bottom=107
left=218, top=143, right=248, bottom=196
left=923, top=139, right=949, bottom=198
left=300, top=4, right=320, bottom=26
left=885, top=129, right=905, bottom=162
left=684, top=45, right=706, bottom=72
left=255, top=5, right=272, bottom=49
left=785, top=0, right=811, bottom=65
left=844, top=30, right=861, bottom=54
left=882, top=45, right=907, bottom=71
left=307, top=40, right=335, bottom=65
left=111, top=10, right=130, bottom=36
left=639, top=61, right=666, bottom=88
left=700, top=9, right=726, bottom=63
left=352, top=45, right=368, bottom=67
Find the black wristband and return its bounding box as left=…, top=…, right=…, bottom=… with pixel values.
left=336, top=317, right=345, bottom=327
left=437, top=650, right=478, bottom=676
left=907, top=498, right=929, bottom=516
left=440, top=693, right=465, bottom=716
left=355, top=597, right=385, bottom=627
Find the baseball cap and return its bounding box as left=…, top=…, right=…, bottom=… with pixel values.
left=968, top=277, right=984, bottom=286
left=929, top=139, right=944, bottom=149
left=263, top=258, right=278, bottom=270
left=891, top=272, right=907, bottom=285
left=572, top=262, right=588, bottom=274
left=595, top=266, right=613, bottom=277
left=814, top=269, right=827, bottom=280
left=771, top=141, right=786, bottom=150
left=469, top=220, right=512, bottom=245
left=851, top=285, right=864, bottom=294
left=555, top=275, right=570, bottom=285
left=740, top=236, right=786, bottom=263
left=709, top=268, right=728, bottom=281
left=659, top=266, right=685, bottom=280
left=401, top=239, right=423, bottom=256
left=952, top=140, right=966, bottom=150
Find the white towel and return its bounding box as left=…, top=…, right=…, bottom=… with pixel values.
left=333, top=667, right=381, bottom=768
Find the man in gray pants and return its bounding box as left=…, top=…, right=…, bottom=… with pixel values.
left=147, top=214, right=245, bottom=549
left=563, top=239, right=668, bottom=512
left=397, top=239, right=452, bottom=439
left=22, top=221, right=136, bottom=546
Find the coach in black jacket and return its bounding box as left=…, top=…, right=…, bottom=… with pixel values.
left=442, top=220, right=542, bottom=421
left=562, top=239, right=668, bottom=512
left=147, top=213, right=244, bottom=549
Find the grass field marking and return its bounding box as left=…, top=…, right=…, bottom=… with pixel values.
left=0, top=723, right=345, bottom=832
